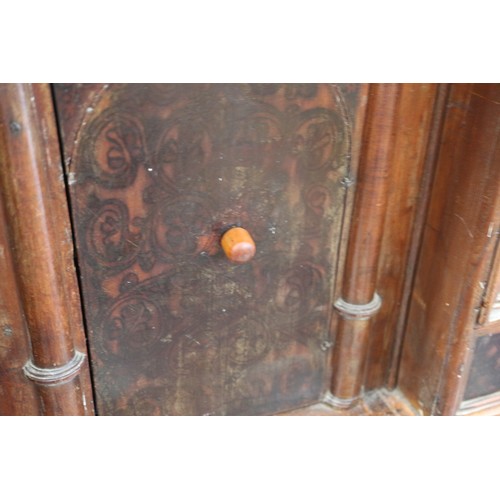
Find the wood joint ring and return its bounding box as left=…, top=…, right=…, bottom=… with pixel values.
left=323, top=391, right=359, bottom=409
left=23, top=351, right=86, bottom=386
left=333, top=292, right=382, bottom=320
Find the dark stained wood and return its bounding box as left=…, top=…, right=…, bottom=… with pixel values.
left=52, top=83, right=109, bottom=152
left=1, top=82, right=497, bottom=416
left=398, top=84, right=500, bottom=415
left=329, top=84, right=399, bottom=404
left=0, top=84, right=94, bottom=415
left=54, top=83, right=365, bottom=415
left=464, top=332, right=500, bottom=400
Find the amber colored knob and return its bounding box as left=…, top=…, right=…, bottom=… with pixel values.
left=221, top=227, right=256, bottom=263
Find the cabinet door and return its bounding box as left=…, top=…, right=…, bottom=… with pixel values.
left=54, top=84, right=363, bottom=415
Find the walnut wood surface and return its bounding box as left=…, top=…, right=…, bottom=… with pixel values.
left=0, top=189, right=40, bottom=415
left=54, top=84, right=364, bottom=415
left=398, top=84, right=500, bottom=415
left=0, top=84, right=94, bottom=415
left=368, top=84, right=443, bottom=391
left=323, top=85, right=440, bottom=399
left=1, top=83, right=497, bottom=416
left=330, top=84, right=399, bottom=403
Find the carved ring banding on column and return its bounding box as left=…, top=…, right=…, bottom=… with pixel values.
left=333, top=292, right=382, bottom=320
left=323, top=391, right=358, bottom=409
left=23, top=351, right=86, bottom=386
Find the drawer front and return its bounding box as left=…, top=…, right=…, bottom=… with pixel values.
left=54, top=84, right=361, bottom=415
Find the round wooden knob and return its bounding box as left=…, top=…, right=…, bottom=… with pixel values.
left=221, top=227, right=256, bottom=263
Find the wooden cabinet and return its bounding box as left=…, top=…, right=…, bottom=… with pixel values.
left=0, top=83, right=498, bottom=415
left=53, top=83, right=365, bottom=416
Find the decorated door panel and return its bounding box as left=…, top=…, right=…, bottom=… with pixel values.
left=53, top=84, right=362, bottom=415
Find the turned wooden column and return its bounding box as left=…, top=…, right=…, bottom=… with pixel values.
left=0, top=84, right=94, bottom=415
left=329, top=84, right=399, bottom=406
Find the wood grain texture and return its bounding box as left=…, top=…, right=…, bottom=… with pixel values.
left=0, top=188, right=40, bottom=415
left=54, top=83, right=364, bottom=415
left=365, top=84, right=443, bottom=391
left=2, top=82, right=497, bottom=415
left=329, top=84, right=399, bottom=404
left=398, top=84, right=500, bottom=415
left=0, top=84, right=94, bottom=415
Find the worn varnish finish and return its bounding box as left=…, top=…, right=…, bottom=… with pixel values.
left=0, top=84, right=94, bottom=415
left=367, top=84, right=444, bottom=391
left=0, top=82, right=496, bottom=416
left=329, top=84, right=399, bottom=405
left=398, top=84, right=500, bottom=415
left=54, top=84, right=365, bottom=415
left=329, top=84, right=444, bottom=399
left=0, top=189, right=40, bottom=415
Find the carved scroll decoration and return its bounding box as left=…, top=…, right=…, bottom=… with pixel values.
left=64, top=84, right=358, bottom=415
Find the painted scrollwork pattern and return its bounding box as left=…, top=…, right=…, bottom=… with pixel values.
left=82, top=197, right=142, bottom=271
left=66, top=83, right=358, bottom=415
left=80, top=111, right=147, bottom=188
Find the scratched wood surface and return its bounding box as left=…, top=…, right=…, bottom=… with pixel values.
left=398, top=84, right=500, bottom=415
left=54, top=84, right=364, bottom=415
left=366, top=84, right=442, bottom=391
